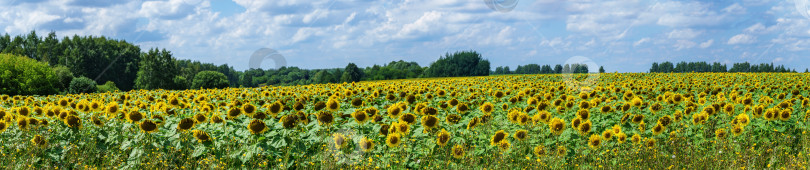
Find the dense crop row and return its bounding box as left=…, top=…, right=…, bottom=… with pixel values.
left=1, top=73, right=809, bottom=169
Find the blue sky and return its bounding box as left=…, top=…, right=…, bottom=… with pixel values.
left=1, top=0, right=809, bottom=72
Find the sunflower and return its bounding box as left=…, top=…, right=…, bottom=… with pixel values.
left=359, top=137, right=374, bottom=152
left=316, top=111, right=334, bottom=125
left=491, top=130, right=508, bottom=146
left=588, top=134, right=602, bottom=149
left=139, top=120, right=158, bottom=133
left=281, top=115, right=298, bottom=129
left=533, top=145, right=546, bottom=157
left=177, top=118, right=195, bottom=131
left=326, top=98, right=340, bottom=112
left=612, top=124, right=622, bottom=134
left=715, top=128, right=727, bottom=140
left=650, top=103, right=663, bottom=114
left=105, top=102, right=119, bottom=115
left=448, top=99, right=459, bottom=107
left=396, top=121, right=410, bottom=134
left=313, top=101, right=326, bottom=111
left=127, top=111, right=144, bottom=123
left=446, top=114, right=462, bottom=124
left=387, top=106, right=402, bottom=118
left=365, top=107, right=379, bottom=117
left=352, top=110, right=369, bottom=124
left=480, top=102, right=494, bottom=114
left=456, top=103, right=469, bottom=114
left=399, top=113, right=417, bottom=125
left=600, top=105, right=612, bottom=113
left=616, top=132, right=627, bottom=144
left=437, top=129, right=451, bottom=146
left=514, top=129, right=528, bottom=141
left=17, top=118, right=28, bottom=130
left=631, top=134, right=641, bottom=145
left=249, top=119, right=267, bottom=135
left=652, top=123, right=665, bottom=135
left=602, top=130, right=614, bottom=142
left=91, top=116, right=104, bottom=127
left=779, top=109, right=791, bottom=121
left=64, top=115, right=81, bottom=129
left=239, top=103, right=256, bottom=117
left=351, top=97, right=363, bottom=107
left=192, top=130, right=211, bottom=142
left=0, top=121, right=6, bottom=133
left=571, top=118, right=582, bottom=130
left=578, top=120, right=592, bottom=135
left=658, top=115, right=672, bottom=127
left=735, top=113, right=750, bottom=126
left=386, top=133, right=402, bottom=148
left=732, top=125, right=744, bottom=136
left=422, top=106, right=438, bottom=115
left=549, top=118, right=566, bottom=135
left=632, top=114, right=644, bottom=124
left=644, top=138, right=656, bottom=148
left=556, top=146, right=567, bottom=156
left=535, top=111, right=551, bottom=124
left=31, top=135, right=46, bottom=148
left=211, top=114, right=225, bottom=124
left=18, top=107, right=30, bottom=117
left=451, top=144, right=465, bottom=159
left=332, top=133, right=348, bottom=149
left=193, top=113, right=207, bottom=124
left=498, top=140, right=511, bottom=152
left=380, top=124, right=391, bottom=136
left=467, top=117, right=480, bottom=130
left=421, top=115, right=439, bottom=130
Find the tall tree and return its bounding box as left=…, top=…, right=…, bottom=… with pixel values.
left=134, top=48, right=181, bottom=90
left=342, top=63, right=364, bottom=82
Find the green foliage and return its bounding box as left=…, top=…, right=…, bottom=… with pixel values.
left=53, top=65, right=74, bottom=91
left=68, top=76, right=98, bottom=94
left=192, top=71, right=230, bottom=89
left=135, top=48, right=181, bottom=90
left=364, top=60, right=424, bottom=80
left=342, top=63, right=363, bottom=82
left=424, top=51, right=490, bottom=77
left=0, top=31, right=141, bottom=90
left=650, top=61, right=794, bottom=73
left=0, top=53, right=58, bottom=95
left=97, top=81, right=119, bottom=93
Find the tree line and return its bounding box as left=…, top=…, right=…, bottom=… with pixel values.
left=0, top=31, right=494, bottom=95
left=493, top=64, right=604, bottom=74
left=650, top=61, right=798, bottom=73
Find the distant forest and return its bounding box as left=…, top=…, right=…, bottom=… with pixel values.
left=649, top=61, right=801, bottom=73
left=0, top=30, right=499, bottom=95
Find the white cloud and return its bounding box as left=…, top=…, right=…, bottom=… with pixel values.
left=633, top=37, right=650, bottom=47
left=699, top=39, right=713, bottom=48
left=727, top=34, right=756, bottom=44
left=673, top=39, right=696, bottom=50
left=667, top=29, right=702, bottom=39
left=744, top=23, right=766, bottom=33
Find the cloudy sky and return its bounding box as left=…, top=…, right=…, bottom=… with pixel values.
left=2, top=0, right=809, bottom=72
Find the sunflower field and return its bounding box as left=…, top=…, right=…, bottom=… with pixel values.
left=1, top=73, right=810, bottom=169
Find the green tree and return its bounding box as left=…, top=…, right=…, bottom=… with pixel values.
left=599, top=66, right=605, bottom=73
left=192, top=71, right=229, bottom=89
left=0, top=54, right=58, bottom=95
left=135, top=48, right=180, bottom=90
left=53, top=65, right=74, bottom=91
left=424, top=51, right=490, bottom=77
left=68, top=76, right=98, bottom=94
left=97, top=81, right=120, bottom=93
left=343, top=63, right=364, bottom=82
